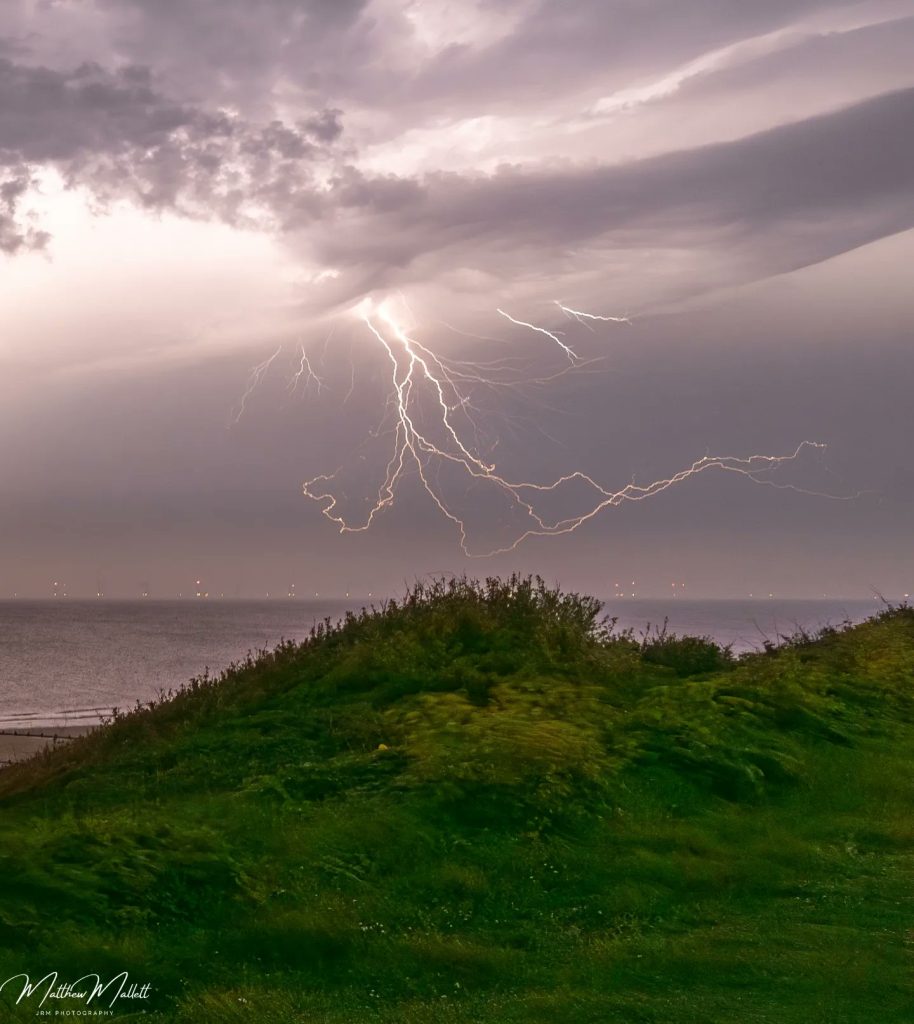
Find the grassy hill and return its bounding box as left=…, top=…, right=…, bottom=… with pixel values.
left=1, top=576, right=912, bottom=1022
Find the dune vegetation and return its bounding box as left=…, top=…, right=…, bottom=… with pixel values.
left=0, top=576, right=912, bottom=1022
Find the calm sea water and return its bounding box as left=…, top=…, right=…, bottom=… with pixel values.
left=0, top=598, right=881, bottom=726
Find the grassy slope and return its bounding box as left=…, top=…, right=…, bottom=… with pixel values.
left=0, top=577, right=912, bottom=1023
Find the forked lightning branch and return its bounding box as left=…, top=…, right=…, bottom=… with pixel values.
left=256, top=297, right=846, bottom=557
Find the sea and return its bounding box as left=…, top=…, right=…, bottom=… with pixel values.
left=0, top=597, right=884, bottom=727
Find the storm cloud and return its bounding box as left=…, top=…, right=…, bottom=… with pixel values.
left=0, top=54, right=345, bottom=248
left=0, top=0, right=912, bottom=596
left=301, top=87, right=914, bottom=305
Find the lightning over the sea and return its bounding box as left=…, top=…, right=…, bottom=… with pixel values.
left=298, top=298, right=843, bottom=557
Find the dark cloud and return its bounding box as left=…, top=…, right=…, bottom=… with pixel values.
left=0, top=54, right=343, bottom=236
left=389, top=0, right=863, bottom=115
left=0, top=59, right=197, bottom=161
left=3, top=1, right=864, bottom=117
left=0, top=0, right=912, bottom=595
left=91, top=0, right=378, bottom=111
left=1, top=2, right=909, bottom=275
left=301, top=108, right=345, bottom=144
left=306, top=88, right=914, bottom=298
left=0, top=166, right=49, bottom=252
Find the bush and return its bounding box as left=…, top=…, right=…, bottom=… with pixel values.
left=640, top=625, right=733, bottom=677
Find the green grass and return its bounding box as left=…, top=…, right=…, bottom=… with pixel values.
left=0, top=576, right=912, bottom=1022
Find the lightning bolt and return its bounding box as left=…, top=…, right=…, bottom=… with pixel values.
left=232, top=344, right=282, bottom=423
left=556, top=301, right=632, bottom=327
left=289, top=340, right=327, bottom=396
left=301, top=298, right=852, bottom=557
left=496, top=308, right=580, bottom=363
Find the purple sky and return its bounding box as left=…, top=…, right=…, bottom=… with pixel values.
left=1, top=0, right=912, bottom=598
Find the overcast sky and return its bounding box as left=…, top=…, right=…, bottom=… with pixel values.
left=1, top=0, right=912, bottom=598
